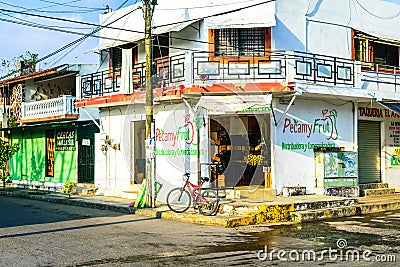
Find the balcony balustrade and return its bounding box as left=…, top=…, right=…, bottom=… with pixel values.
left=79, top=50, right=400, bottom=98
left=21, top=95, right=78, bottom=123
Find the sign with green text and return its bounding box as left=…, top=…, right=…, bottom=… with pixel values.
left=55, top=128, right=76, bottom=151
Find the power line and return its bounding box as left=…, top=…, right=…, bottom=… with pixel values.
left=0, top=4, right=212, bottom=47
left=38, top=6, right=140, bottom=63
left=0, top=0, right=105, bottom=13
left=0, top=10, right=92, bottom=30
left=0, top=5, right=140, bottom=80
left=0, top=0, right=274, bottom=45
left=0, top=17, right=134, bottom=43
left=0, top=0, right=274, bottom=79
left=38, top=0, right=104, bottom=11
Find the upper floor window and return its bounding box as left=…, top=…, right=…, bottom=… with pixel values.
left=108, top=43, right=138, bottom=72
left=213, top=28, right=267, bottom=56
left=110, top=47, right=122, bottom=72
left=153, top=33, right=169, bottom=59
left=354, top=31, right=399, bottom=67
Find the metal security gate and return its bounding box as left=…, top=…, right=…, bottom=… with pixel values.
left=358, top=120, right=381, bottom=184
left=78, top=136, right=94, bottom=184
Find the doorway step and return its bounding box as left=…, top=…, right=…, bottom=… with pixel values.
left=226, top=186, right=276, bottom=199
left=359, top=183, right=396, bottom=197
left=120, top=184, right=140, bottom=199
left=73, top=183, right=97, bottom=196
left=218, top=195, right=359, bottom=225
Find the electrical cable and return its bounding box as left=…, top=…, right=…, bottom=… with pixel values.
left=0, top=5, right=140, bottom=80
left=0, top=11, right=92, bottom=31
left=0, top=17, right=134, bottom=43
left=1, top=0, right=274, bottom=79
left=0, top=0, right=275, bottom=44
left=38, top=0, right=104, bottom=11
left=0, top=0, right=105, bottom=13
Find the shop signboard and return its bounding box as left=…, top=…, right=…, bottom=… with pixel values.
left=55, top=128, right=76, bottom=151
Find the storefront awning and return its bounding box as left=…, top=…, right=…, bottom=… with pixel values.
left=197, top=94, right=272, bottom=113
left=378, top=101, right=400, bottom=116
left=87, top=19, right=199, bottom=53
left=354, top=29, right=400, bottom=46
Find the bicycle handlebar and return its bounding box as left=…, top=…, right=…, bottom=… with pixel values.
left=183, top=173, right=209, bottom=183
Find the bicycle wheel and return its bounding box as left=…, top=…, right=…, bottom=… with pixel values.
left=199, top=190, right=219, bottom=216
left=167, top=188, right=191, bottom=213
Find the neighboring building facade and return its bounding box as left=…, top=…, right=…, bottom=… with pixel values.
left=0, top=64, right=99, bottom=189
left=76, top=0, right=400, bottom=199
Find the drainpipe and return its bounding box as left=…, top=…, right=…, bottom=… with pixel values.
left=353, top=101, right=358, bottom=151
left=353, top=101, right=358, bottom=186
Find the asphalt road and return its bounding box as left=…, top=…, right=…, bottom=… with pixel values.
left=1, top=195, right=400, bottom=266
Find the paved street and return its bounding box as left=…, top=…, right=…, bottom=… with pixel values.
left=1, top=196, right=400, bottom=266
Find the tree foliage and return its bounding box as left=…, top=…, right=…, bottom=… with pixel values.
left=0, top=138, right=19, bottom=192
left=1, top=51, right=39, bottom=77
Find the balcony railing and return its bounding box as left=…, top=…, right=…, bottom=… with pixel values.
left=359, top=62, right=400, bottom=92
left=81, top=69, right=121, bottom=98
left=21, top=96, right=78, bottom=122
left=80, top=50, right=400, bottom=98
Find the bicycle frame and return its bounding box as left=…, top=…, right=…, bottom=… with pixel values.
left=182, top=175, right=208, bottom=205
left=167, top=173, right=219, bottom=215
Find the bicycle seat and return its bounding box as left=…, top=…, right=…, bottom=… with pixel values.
left=184, top=173, right=190, bottom=178
left=201, top=177, right=210, bottom=182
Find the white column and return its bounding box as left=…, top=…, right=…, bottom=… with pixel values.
left=121, top=48, right=133, bottom=94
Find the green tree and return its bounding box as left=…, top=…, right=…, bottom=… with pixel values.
left=0, top=138, right=19, bottom=194
left=1, top=51, right=39, bottom=77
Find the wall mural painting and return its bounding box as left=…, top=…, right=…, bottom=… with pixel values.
left=30, top=83, right=72, bottom=101
left=10, top=84, right=25, bottom=122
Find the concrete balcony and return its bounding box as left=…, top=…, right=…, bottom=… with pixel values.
left=21, top=95, right=79, bottom=123
left=79, top=50, right=400, bottom=99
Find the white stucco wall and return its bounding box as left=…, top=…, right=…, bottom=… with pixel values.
left=273, top=98, right=355, bottom=194
left=93, top=0, right=400, bottom=72
left=275, top=0, right=400, bottom=57
left=94, top=104, right=145, bottom=196
left=154, top=103, right=204, bottom=201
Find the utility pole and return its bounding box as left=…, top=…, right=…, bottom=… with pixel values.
left=144, top=0, right=156, bottom=208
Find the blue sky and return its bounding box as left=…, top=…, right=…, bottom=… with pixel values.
left=0, top=0, right=138, bottom=72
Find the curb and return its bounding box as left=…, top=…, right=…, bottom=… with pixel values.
left=4, top=192, right=135, bottom=214
left=5, top=192, right=400, bottom=227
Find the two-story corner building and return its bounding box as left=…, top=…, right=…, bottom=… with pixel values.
left=0, top=64, right=100, bottom=190
left=76, top=0, right=400, bottom=200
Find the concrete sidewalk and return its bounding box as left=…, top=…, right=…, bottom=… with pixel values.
left=3, top=188, right=400, bottom=227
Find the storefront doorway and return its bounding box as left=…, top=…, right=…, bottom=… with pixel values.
left=131, top=121, right=145, bottom=184
left=209, top=114, right=270, bottom=187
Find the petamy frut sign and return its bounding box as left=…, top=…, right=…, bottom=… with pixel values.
left=155, top=113, right=203, bottom=157
left=280, top=108, right=342, bottom=152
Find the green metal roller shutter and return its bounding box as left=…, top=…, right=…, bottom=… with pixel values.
left=358, top=121, right=381, bottom=184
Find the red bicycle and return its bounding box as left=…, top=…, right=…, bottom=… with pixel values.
left=166, top=173, right=219, bottom=216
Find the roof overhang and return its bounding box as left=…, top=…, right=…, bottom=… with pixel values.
left=0, top=64, right=74, bottom=86
left=204, top=1, right=276, bottom=29
left=354, top=29, right=400, bottom=47
left=377, top=101, right=400, bottom=116
left=293, top=83, right=378, bottom=101
left=88, top=19, right=200, bottom=53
